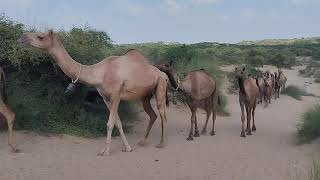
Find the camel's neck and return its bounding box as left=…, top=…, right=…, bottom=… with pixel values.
left=48, top=43, right=100, bottom=86
left=238, top=77, right=247, bottom=96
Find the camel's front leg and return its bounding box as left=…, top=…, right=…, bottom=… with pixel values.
left=102, top=99, right=131, bottom=152
left=239, top=100, right=246, bottom=137
left=138, top=95, right=157, bottom=146
left=98, top=97, right=120, bottom=156
left=0, top=103, right=18, bottom=152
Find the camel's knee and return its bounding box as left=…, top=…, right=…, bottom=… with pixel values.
left=115, top=119, right=123, bottom=130
left=107, top=119, right=115, bottom=131
left=6, top=112, right=15, bottom=126
left=150, top=112, right=157, bottom=121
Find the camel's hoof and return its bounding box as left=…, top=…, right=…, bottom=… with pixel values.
left=138, top=140, right=146, bottom=146
left=240, top=132, right=246, bottom=138
left=155, top=143, right=165, bottom=148
left=210, top=131, right=215, bottom=136
left=194, top=131, right=200, bottom=137
left=186, top=136, right=194, bottom=141
left=201, top=130, right=207, bottom=135
left=247, top=131, right=252, bottom=136
left=252, top=126, right=256, bottom=132
left=122, top=146, right=132, bottom=152
left=97, top=151, right=110, bottom=157
left=12, top=148, right=21, bottom=153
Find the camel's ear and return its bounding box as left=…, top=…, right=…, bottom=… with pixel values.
left=169, top=60, right=174, bottom=66
left=242, top=67, right=246, bottom=72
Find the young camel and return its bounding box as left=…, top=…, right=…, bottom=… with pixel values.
left=0, top=67, right=18, bottom=152
left=157, top=61, right=220, bottom=140
left=235, top=67, right=259, bottom=137
left=19, top=30, right=169, bottom=156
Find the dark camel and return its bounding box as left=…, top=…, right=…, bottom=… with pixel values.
left=157, top=61, right=220, bottom=141
left=19, top=30, right=169, bottom=156
left=235, top=67, right=259, bottom=137
left=0, top=67, right=18, bottom=152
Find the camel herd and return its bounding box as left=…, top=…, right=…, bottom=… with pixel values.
left=0, top=30, right=287, bottom=156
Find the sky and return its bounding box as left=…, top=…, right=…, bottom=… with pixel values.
left=1, top=0, right=320, bottom=44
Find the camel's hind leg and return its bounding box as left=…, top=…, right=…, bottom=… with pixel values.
left=138, top=95, right=157, bottom=146
left=155, top=78, right=168, bottom=148
left=201, top=110, right=211, bottom=135
left=0, top=101, right=18, bottom=152
left=210, top=92, right=218, bottom=136
left=194, top=116, right=200, bottom=137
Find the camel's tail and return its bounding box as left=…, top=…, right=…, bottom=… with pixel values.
left=255, top=78, right=261, bottom=92
left=214, top=86, right=222, bottom=107
left=217, top=95, right=222, bottom=106
left=0, top=68, right=7, bottom=103
left=165, top=89, right=169, bottom=107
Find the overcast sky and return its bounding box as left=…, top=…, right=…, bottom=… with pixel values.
left=1, top=0, right=320, bottom=44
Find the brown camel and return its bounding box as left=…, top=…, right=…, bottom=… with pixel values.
left=235, top=67, right=259, bottom=137
left=157, top=61, right=220, bottom=140
left=0, top=67, right=18, bottom=152
left=278, top=69, right=287, bottom=91
left=19, top=30, right=169, bottom=156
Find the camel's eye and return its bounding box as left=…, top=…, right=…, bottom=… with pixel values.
left=37, top=36, right=44, bottom=40
left=165, top=64, right=169, bottom=68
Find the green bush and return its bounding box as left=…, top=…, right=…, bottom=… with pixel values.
left=281, top=85, right=306, bottom=100
left=297, top=104, right=320, bottom=143
left=0, top=14, right=136, bottom=137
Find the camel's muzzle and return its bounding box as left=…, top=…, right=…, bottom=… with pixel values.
left=18, top=34, right=30, bottom=45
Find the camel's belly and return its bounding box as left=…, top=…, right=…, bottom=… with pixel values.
left=120, top=85, right=156, bottom=101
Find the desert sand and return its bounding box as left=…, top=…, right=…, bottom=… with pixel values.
left=0, top=67, right=319, bottom=180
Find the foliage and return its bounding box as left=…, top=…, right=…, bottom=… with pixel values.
left=0, top=14, right=134, bottom=137
left=297, top=104, right=320, bottom=143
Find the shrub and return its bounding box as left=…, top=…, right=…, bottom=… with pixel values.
left=281, top=85, right=306, bottom=100
left=297, top=104, right=320, bottom=143
left=0, top=14, right=135, bottom=137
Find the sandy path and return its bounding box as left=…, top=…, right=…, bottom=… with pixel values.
left=0, top=68, right=319, bottom=180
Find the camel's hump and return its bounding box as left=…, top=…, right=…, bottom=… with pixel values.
left=123, top=49, right=148, bottom=63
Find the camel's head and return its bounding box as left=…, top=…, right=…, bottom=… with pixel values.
left=234, top=66, right=247, bottom=79
left=19, top=30, right=56, bottom=51
left=156, top=60, right=179, bottom=90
